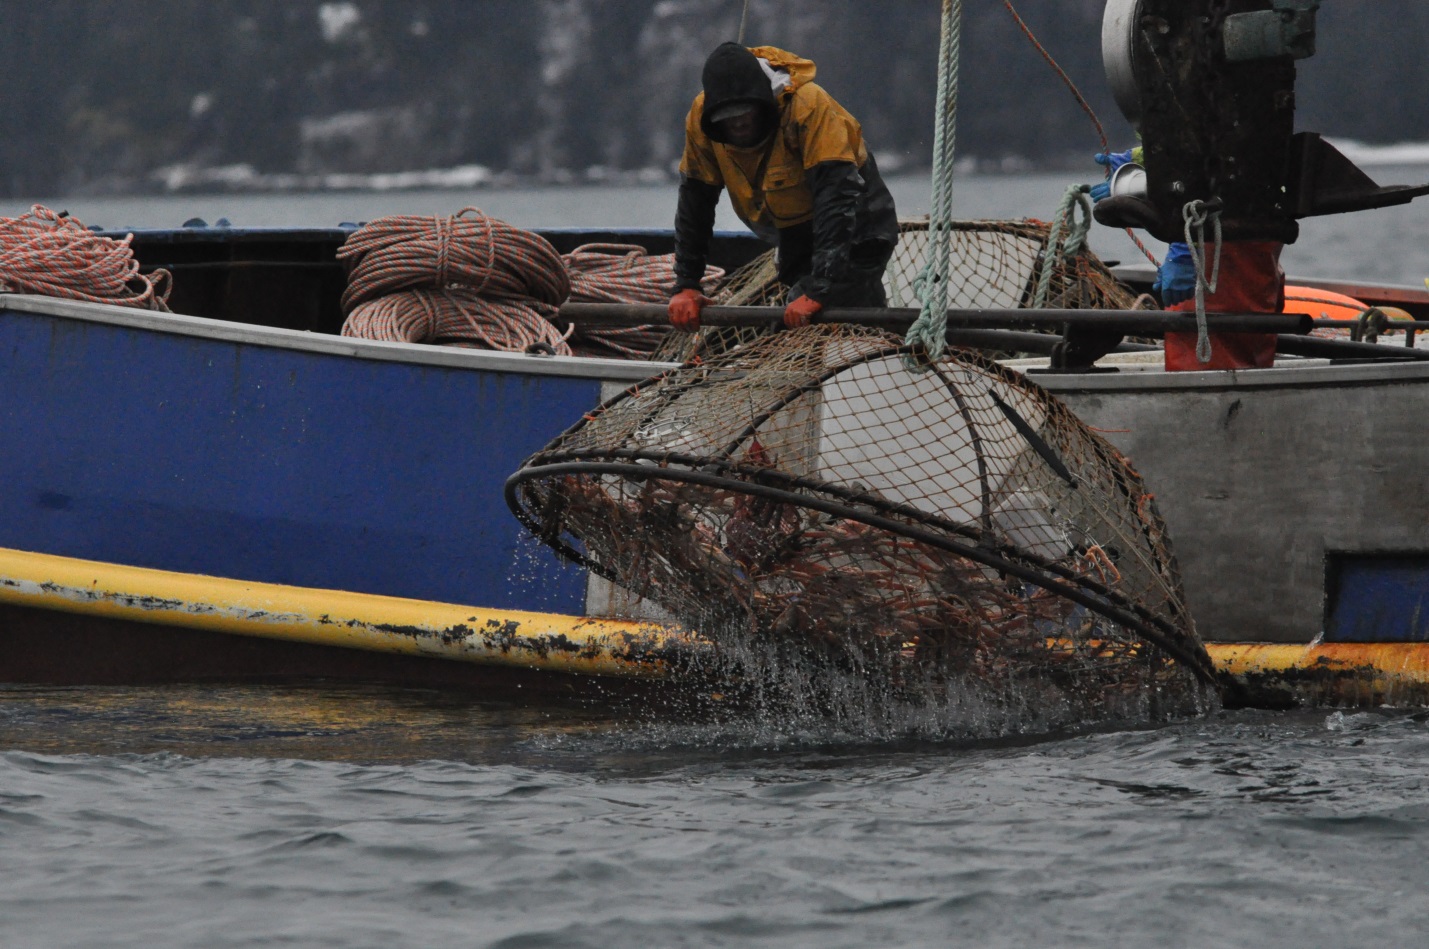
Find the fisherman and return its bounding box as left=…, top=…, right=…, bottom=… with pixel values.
left=667, top=42, right=899, bottom=332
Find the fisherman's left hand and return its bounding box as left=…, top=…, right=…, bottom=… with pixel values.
left=783, top=294, right=823, bottom=329
left=1154, top=242, right=1198, bottom=306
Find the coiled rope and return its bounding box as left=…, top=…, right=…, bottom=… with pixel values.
left=563, top=243, right=722, bottom=359
left=1030, top=185, right=1094, bottom=309
left=339, top=208, right=574, bottom=354
left=0, top=205, right=172, bottom=311
left=340, top=210, right=720, bottom=359
left=1182, top=200, right=1223, bottom=364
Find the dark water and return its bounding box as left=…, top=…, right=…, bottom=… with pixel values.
left=2, top=684, right=1428, bottom=948
left=2, top=178, right=1427, bottom=946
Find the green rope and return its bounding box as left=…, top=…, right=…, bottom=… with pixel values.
left=1029, top=184, right=1093, bottom=309
left=904, top=0, right=963, bottom=370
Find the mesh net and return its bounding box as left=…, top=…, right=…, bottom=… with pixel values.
left=509, top=324, right=1215, bottom=717
left=650, top=218, right=1149, bottom=364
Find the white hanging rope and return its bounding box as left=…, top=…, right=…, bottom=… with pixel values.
left=738, top=0, right=751, bottom=43
left=903, top=0, right=963, bottom=370
left=1182, top=200, right=1223, bottom=364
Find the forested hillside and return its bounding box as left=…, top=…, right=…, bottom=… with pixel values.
left=0, top=0, right=1422, bottom=196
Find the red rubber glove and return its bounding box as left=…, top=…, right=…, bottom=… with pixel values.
left=783, top=294, right=823, bottom=329
left=668, top=288, right=709, bottom=332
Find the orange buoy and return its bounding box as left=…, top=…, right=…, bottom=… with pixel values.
left=1283, top=285, right=1367, bottom=321
left=1285, top=286, right=1415, bottom=340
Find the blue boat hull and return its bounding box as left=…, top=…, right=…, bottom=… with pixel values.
left=0, top=295, right=650, bottom=614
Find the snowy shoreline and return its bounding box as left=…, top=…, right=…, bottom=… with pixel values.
left=35, top=139, right=1429, bottom=202
left=136, top=140, right=1429, bottom=198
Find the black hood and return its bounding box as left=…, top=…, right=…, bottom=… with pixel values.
left=699, top=42, right=780, bottom=144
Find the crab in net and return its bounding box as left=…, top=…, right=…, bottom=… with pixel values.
left=509, top=324, right=1215, bottom=713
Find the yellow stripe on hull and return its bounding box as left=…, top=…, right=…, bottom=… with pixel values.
left=4, top=546, right=1429, bottom=705
left=1208, top=642, right=1429, bottom=707
left=0, top=546, right=703, bottom=679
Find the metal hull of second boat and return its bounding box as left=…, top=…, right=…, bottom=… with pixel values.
left=1037, top=358, right=1429, bottom=646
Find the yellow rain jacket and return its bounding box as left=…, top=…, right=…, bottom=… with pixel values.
left=672, top=44, right=897, bottom=301
left=680, top=46, right=869, bottom=239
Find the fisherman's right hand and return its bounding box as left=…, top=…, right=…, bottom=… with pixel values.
left=1090, top=148, right=1141, bottom=202
left=668, top=288, right=710, bottom=332
left=1094, top=149, right=1138, bottom=173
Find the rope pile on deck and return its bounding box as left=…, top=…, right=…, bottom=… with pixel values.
left=339, top=209, right=719, bottom=358
left=0, top=205, right=171, bottom=311
left=339, top=208, right=574, bottom=354
left=563, top=243, right=721, bottom=359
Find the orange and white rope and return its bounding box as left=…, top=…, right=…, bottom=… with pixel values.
left=341, top=286, right=578, bottom=352
left=339, top=207, right=574, bottom=354
left=563, top=243, right=722, bottom=358
left=0, top=205, right=171, bottom=311
left=340, top=213, right=722, bottom=359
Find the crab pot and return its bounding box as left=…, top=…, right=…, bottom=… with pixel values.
left=507, top=325, right=1217, bottom=704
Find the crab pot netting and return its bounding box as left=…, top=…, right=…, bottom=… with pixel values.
left=509, top=324, right=1215, bottom=699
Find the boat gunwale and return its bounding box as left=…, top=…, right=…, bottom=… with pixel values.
left=9, top=285, right=1429, bottom=392
left=0, top=292, right=668, bottom=382
left=1029, top=358, right=1429, bottom=393
left=1112, top=264, right=1429, bottom=308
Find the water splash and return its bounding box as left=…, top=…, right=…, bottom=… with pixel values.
left=598, top=609, right=1221, bottom=751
